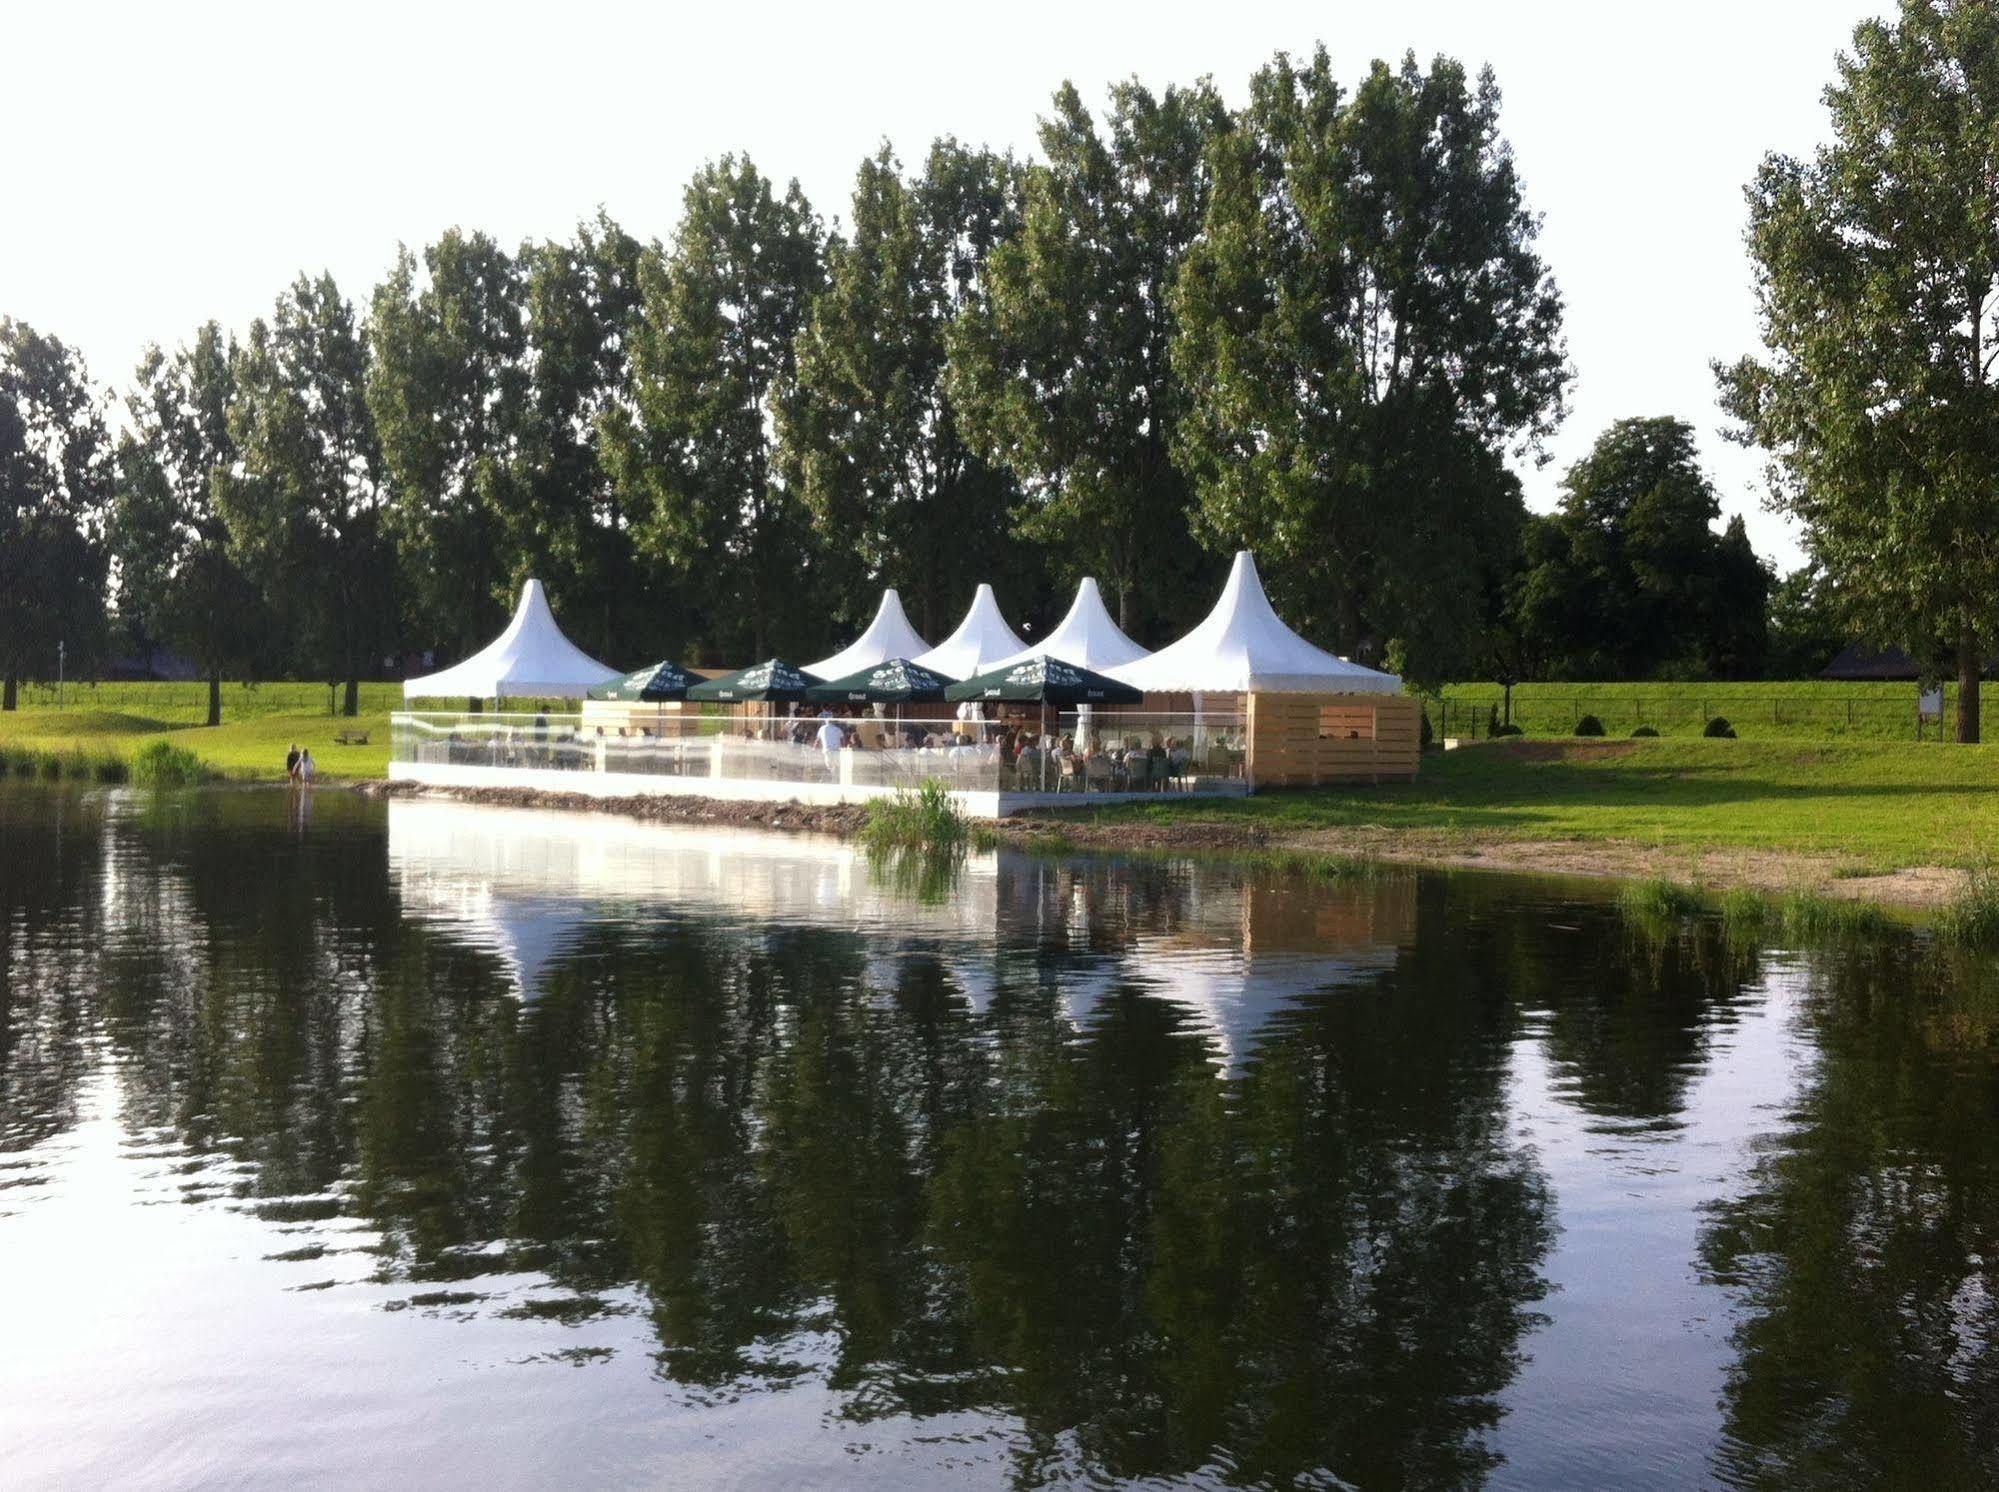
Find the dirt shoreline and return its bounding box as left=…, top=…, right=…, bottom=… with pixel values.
left=357, top=780, right=1965, bottom=909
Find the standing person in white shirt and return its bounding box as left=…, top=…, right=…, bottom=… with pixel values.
left=298, top=748, right=317, bottom=784
left=815, top=713, right=846, bottom=781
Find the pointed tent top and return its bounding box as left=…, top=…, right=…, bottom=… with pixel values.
left=404, top=578, right=622, bottom=700
left=804, top=587, right=932, bottom=680
left=914, top=583, right=1029, bottom=680
left=1109, top=551, right=1402, bottom=695
left=990, top=575, right=1151, bottom=672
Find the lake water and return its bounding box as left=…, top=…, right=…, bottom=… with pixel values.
left=3, top=786, right=1996, bottom=1489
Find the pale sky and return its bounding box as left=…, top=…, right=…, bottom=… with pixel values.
left=6, top=0, right=1890, bottom=572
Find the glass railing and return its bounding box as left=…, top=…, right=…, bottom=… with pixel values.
left=391, top=710, right=1249, bottom=796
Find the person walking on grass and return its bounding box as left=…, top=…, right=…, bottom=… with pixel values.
left=285, top=742, right=301, bottom=780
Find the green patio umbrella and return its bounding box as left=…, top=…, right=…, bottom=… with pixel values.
left=587, top=660, right=699, bottom=702
left=943, top=654, right=1142, bottom=706
left=803, top=657, right=954, bottom=705
left=685, top=658, right=820, bottom=702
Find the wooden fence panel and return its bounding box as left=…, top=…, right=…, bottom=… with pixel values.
left=1246, top=694, right=1421, bottom=786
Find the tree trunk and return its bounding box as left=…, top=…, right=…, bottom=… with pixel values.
left=206, top=671, right=222, bottom=728
left=1957, top=620, right=1981, bottom=744
left=1503, top=681, right=1514, bottom=728
left=1, top=675, right=14, bottom=711
left=343, top=677, right=359, bottom=718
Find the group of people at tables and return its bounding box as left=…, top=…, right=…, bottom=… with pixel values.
left=736, top=702, right=1241, bottom=791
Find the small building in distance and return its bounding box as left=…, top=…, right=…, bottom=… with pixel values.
left=1820, top=644, right=1998, bottom=681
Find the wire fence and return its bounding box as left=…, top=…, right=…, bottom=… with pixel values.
left=1426, top=687, right=1973, bottom=742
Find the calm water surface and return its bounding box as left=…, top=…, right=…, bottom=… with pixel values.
left=3, top=786, right=1996, bottom=1489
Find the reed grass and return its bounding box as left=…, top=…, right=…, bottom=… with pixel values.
left=0, top=742, right=129, bottom=783
left=859, top=779, right=972, bottom=856
left=1934, top=866, right=1999, bottom=949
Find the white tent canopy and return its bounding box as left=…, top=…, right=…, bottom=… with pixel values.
left=1110, top=551, right=1402, bottom=695
left=913, top=583, right=1028, bottom=680
left=989, top=576, right=1150, bottom=673
left=805, top=588, right=931, bottom=680
left=403, top=578, right=620, bottom=700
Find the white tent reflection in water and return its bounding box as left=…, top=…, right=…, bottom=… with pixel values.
left=386, top=798, right=998, bottom=998
left=385, top=800, right=1412, bottom=1056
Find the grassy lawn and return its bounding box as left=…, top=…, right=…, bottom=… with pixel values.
left=0, top=705, right=392, bottom=781
left=1088, top=738, right=1999, bottom=869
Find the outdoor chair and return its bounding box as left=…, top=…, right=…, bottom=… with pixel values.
left=1085, top=755, right=1113, bottom=792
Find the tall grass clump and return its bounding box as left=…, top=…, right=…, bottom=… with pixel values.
left=0, top=743, right=129, bottom=782
left=1774, top=889, right=1893, bottom=942
left=1718, top=887, right=1769, bottom=940
left=860, top=780, right=976, bottom=905
left=1935, top=866, right=1999, bottom=949
left=860, top=778, right=972, bottom=855
left=1618, top=876, right=1705, bottom=923
left=131, top=740, right=209, bottom=788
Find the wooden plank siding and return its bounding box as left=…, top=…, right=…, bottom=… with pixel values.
left=1245, top=693, right=1421, bottom=786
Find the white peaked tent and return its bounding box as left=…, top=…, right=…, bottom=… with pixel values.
left=1110, top=551, right=1401, bottom=695
left=402, top=578, right=621, bottom=700
left=913, top=583, right=1029, bottom=679
left=805, top=587, right=932, bottom=680
left=990, top=576, right=1150, bottom=672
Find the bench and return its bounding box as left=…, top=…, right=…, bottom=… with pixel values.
left=333, top=730, right=370, bottom=746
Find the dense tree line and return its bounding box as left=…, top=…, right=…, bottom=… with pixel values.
left=3, top=43, right=1814, bottom=719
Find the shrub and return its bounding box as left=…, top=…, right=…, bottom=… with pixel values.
left=1703, top=716, right=1736, bottom=739
left=132, top=740, right=209, bottom=788
left=1574, top=714, right=1605, bottom=737
left=1631, top=725, right=1660, bottom=738
left=1420, top=710, right=1435, bottom=749
left=1491, top=722, right=1524, bottom=737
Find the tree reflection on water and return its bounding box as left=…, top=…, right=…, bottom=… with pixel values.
left=5, top=788, right=1996, bottom=1486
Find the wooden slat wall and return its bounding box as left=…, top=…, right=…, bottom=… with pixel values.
left=1245, top=694, right=1422, bottom=786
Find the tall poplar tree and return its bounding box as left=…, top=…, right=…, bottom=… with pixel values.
left=786, top=140, right=1026, bottom=636
left=947, top=79, right=1228, bottom=634
left=219, top=273, right=395, bottom=715
left=1170, top=49, right=1568, bottom=680
left=0, top=320, right=111, bottom=708
left=604, top=158, right=826, bottom=659
left=368, top=230, right=526, bottom=656
left=111, top=323, right=262, bottom=724
left=1720, top=0, right=1999, bottom=741
left=504, top=213, right=649, bottom=661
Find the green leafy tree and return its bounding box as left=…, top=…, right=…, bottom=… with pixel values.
left=1718, top=0, right=1999, bottom=740
left=1514, top=417, right=1768, bottom=679
left=111, top=323, right=264, bottom=725
left=604, top=157, right=826, bottom=660
left=367, top=229, right=526, bottom=657
left=1171, top=49, right=1568, bottom=683
left=218, top=273, right=396, bottom=715
left=1766, top=563, right=1847, bottom=677
left=786, top=141, right=1029, bottom=637
left=504, top=213, right=651, bottom=661
left=947, top=78, right=1228, bottom=635
left=0, top=319, right=111, bottom=708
